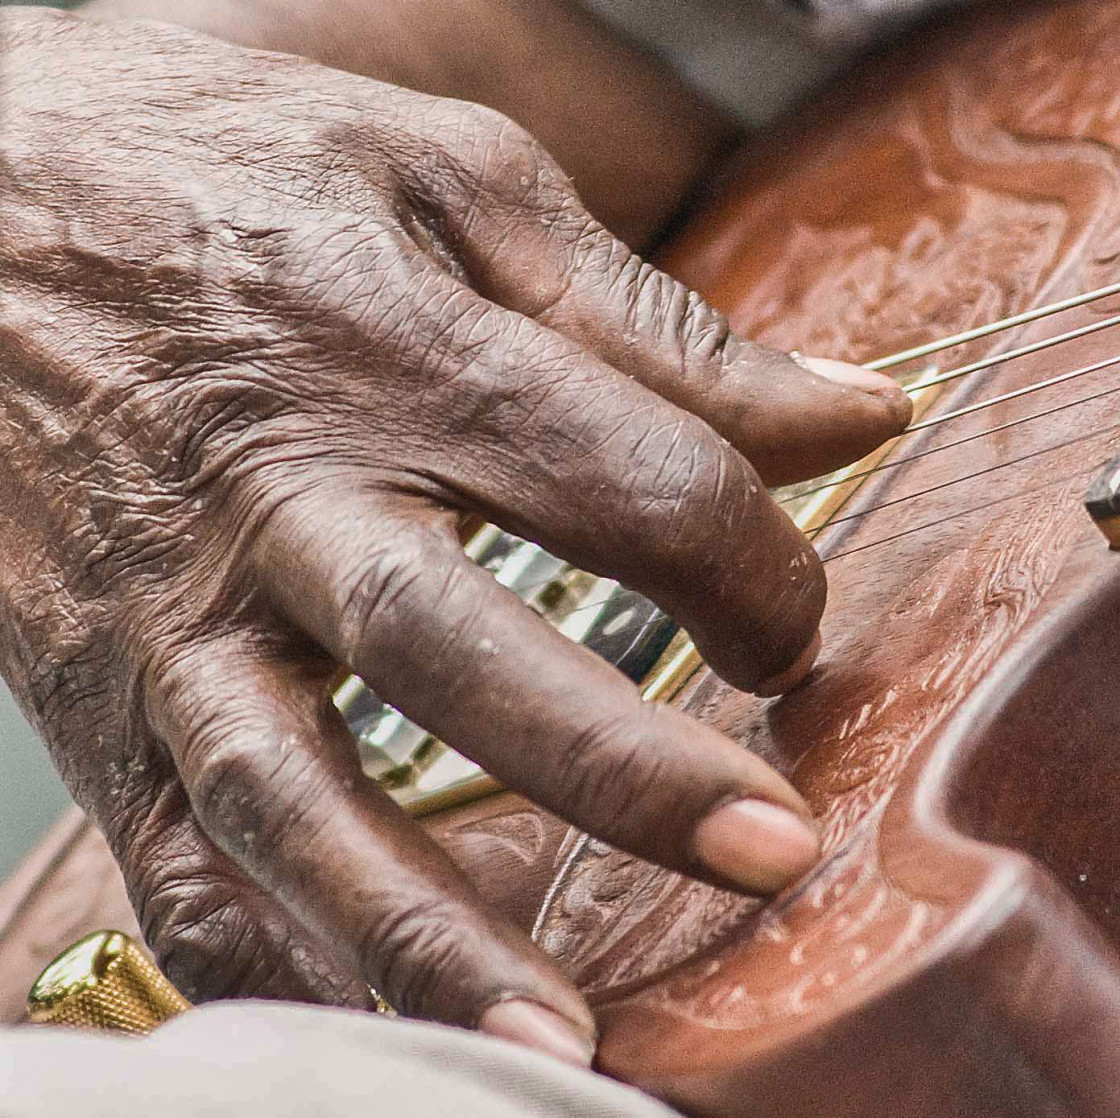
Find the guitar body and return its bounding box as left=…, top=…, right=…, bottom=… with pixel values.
left=5, top=1, right=1120, bottom=1113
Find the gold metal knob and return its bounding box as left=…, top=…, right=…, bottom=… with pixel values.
left=28, top=930, right=190, bottom=1035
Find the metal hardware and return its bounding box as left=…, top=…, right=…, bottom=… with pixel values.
left=27, top=931, right=396, bottom=1036
left=1085, top=453, right=1120, bottom=548
left=334, top=525, right=680, bottom=816
left=866, top=281, right=1120, bottom=371
left=27, top=931, right=190, bottom=1034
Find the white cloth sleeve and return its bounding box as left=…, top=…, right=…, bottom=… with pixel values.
left=0, top=1001, right=681, bottom=1118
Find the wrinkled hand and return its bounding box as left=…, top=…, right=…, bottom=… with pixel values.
left=0, top=10, right=910, bottom=1063
left=80, top=0, right=730, bottom=245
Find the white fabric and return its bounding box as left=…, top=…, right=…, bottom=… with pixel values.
left=0, top=1002, right=680, bottom=1117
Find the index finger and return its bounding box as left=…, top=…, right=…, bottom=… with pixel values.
left=399, top=298, right=827, bottom=694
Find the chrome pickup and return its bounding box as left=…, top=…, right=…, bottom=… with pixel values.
left=333, top=525, right=677, bottom=815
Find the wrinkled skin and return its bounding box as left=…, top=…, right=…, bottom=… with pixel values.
left=0, top=8, right=910, bottom=1052
left=82, top=0, right=729, bottom=246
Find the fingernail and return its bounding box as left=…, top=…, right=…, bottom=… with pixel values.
left=794, top=353, right=899, bottom=394
left=479, top=999, right=596, bottom=1068
left=693, top=799, right=820, bottom=893
left=755, top=630, right=821, bottom=698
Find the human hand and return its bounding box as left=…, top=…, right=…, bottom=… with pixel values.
left=0, top=10, right=909, bottom=1063
left=78, top=0, right=735, bottom=245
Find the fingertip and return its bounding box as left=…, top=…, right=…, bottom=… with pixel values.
left=796, top=354, right=913, bottom=430
left=754, top=629, right=821, bottom=698
left=692, top=798, right=821, bottom=894
left=479, top=999, right=598, bottom=1068
left=793, top=353, right=890, bottom=392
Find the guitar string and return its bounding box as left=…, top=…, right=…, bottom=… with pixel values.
left=813, top=292, right=1120, bottom=555
left=778, top=382, right=1120, bottom=504
left=502, top=364, right=1120, bottom=609
left=865, top=281, right=1120, bottom=370
left=820, top=466, right=1100, bottom=564
left=894, top=311, right=1120, bottom=392
left=545, top=429, right=1116, bottom=623
left=904, top=353, right=1120, bottom=430
left=776, top=338, right=1120, bottom=507
left=484, top=292, right=1120, bottom=608
left=818, top=421, right=1120, bottom=530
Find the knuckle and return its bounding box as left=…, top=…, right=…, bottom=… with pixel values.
left=675, top=287, right=734, bottom=363
left=356, top=895, right=473, bottom=1017
left=143, top=880, right=285, bottom=1003
left=333, top=529, right=434, bottom=664
left=629, top=422, right=759, bottom=559
left=452, top=103, right=572, bottom=204
left=550, top=708, right=670, bottom=836
left=265, top=216, right=416, bottom=334
left=575, top=234, right=731, bottom=365
left=185, top=729, right=269, bottom=846
left=187, top=729, right=335, bottom=862
left=114, top=806, right=268, bottom=1002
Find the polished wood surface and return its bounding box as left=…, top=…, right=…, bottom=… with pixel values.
left=6, top=1, right=1120, bottom=1114
left=587, top=2, right=1120, bottom=1111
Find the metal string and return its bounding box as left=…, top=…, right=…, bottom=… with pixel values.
left=898, top=313, right=1120, bottom=395
left=805, top=290, right=1120, bottom=558
left=546, top=444, right=1112, bottom=623
left=496, top=347, right=1120, bottom=606
left=482, top=287, right=1120, bottom=613
left=821, top=467, right=1099, bottom=564
left=781, top=307, right=1120, bottom=506
left=905, top=352, right=1120, bottom=431
left=778, top=382, right=1120, bottom=505
left=866, top=282, right=1120, bottom=371
left=820, top=422, right=1120, bottom=530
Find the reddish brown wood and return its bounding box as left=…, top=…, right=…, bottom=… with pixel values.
left=7, top=1, right=1120, bottom=1114
left=576, top=2, right=1120, bottom=1111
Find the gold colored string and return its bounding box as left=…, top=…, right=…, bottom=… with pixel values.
left=775, top=353, right=1120, bottom=516
left=903, top=349, right=1120, bottom=426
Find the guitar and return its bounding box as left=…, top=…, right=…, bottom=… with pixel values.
left=6, top=1, right=1120, bottom=1113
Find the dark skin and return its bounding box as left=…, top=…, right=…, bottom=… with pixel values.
left=81, top=0, right=733, bottom=245
left=0, top=6, right=911, bottom=1065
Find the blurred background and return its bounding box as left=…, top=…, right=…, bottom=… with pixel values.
left=0, top=687, right=70, bottom=879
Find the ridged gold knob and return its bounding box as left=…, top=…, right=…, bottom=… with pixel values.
left=28, top=930, right=190, bottom=1035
